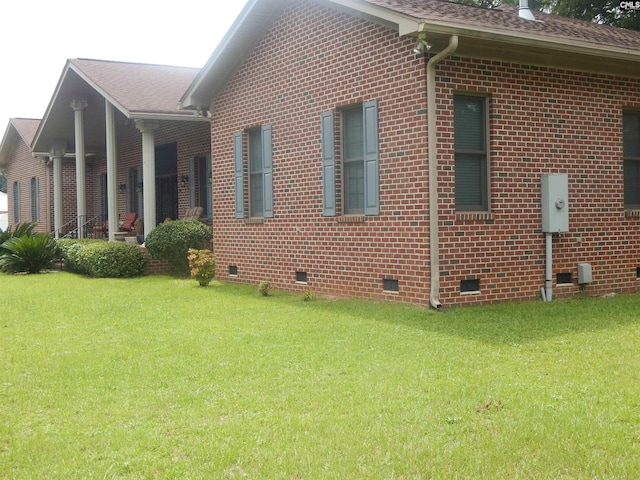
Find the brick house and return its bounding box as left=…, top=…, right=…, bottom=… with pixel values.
left=1, top=59, right=212, bottom=241
left=0, top=118, right=48, bottom=232
left=181, top=0, right=640, bottom=306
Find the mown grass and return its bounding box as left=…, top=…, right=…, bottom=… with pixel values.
left=1, top=273, right=640, bottom=479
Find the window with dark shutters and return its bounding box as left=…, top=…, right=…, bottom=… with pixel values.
left=322, top=101, right=379, bottom=217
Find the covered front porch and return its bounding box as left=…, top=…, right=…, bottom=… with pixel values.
left=31, top=59, right=212, bottom=241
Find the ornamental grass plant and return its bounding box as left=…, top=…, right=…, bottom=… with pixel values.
left=2, top=273, right=640, bottom=478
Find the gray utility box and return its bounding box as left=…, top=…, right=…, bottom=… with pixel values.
left=578, top=263, right=593, bottom=284
left=541, top=174, right=569, bottom=233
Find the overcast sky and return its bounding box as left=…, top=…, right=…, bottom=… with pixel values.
left=0, top=0, right=249, bottom=130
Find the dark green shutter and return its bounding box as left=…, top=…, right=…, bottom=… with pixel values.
left=233, top=132, right=244, bottom=219
left=321, top=110, right=336, bottom=216
left=262, top=125, right=273, bottom=218
left=363, top=100, right=379, bottom=216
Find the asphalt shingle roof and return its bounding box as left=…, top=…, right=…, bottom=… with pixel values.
left=364, top=0, right=640, bottom=50
left=69, top=59, right=200, bottom=115
left=9, top=118, right=41, bottom=147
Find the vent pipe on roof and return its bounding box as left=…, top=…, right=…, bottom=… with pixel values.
left=518, top=0, right=536, bottom=20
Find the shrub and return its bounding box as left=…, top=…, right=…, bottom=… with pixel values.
left=0, top=233, right=57, bottom=274
left=77, top=242, right=147, bottom=278
left=187, top=248, right=216, bottom=286
left=258, top=279, right=273, bottom=297
left=302, top=289, right=317, bottom=301
left=0, top=223, right=37, bottom=256
left=56, top=238, right=104, bottom=273
left=144, top=221, right=213, bottom=275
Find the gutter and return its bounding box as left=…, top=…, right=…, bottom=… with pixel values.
left=426, top=34, right=458, bottom=309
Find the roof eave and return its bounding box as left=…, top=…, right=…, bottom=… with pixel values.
left=417, top=21, right=640, bottom=65
left=31, top=61, right=73, bottom=153
left=180, top=0, right=421, bottom=110
left=127, top=111, right=210, bottom=122
left=0, top=122, right=16, bottom=167
left=181, top=0, right=290, bottom=110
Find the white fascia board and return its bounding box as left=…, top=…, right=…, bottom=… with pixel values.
left=326, top=0, right=421, bottom=35
left=127, top=112, right=210, bottom=122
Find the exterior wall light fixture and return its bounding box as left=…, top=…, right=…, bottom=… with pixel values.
left=413, top=34, right=431, bottom=55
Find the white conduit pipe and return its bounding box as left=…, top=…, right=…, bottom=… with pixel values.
left=543, top=232, right=553, bottom=302
left=427, top=34, right=458, bottom=309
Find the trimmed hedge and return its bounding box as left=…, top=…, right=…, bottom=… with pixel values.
left=144, top=220, right=213, bottom=275
left=57, top=239, right=146, bottom=278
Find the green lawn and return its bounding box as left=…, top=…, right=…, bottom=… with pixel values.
left=1, top=273, right=640, bottom=479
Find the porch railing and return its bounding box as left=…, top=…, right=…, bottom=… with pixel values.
left=55, top=214, right=107, bottom=240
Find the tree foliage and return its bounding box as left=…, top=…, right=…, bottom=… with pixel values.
left=551, top=0, right=639, bottom=30
left=455, top=0, right=640, bottom=31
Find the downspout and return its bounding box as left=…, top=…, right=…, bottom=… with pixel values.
left=426, top=34, right=458, bottom=309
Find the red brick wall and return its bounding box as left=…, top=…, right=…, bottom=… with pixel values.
left=436, top=59, right=640, bottom=304
left=209, top=0, right=640, bottom=306
left=211, top=2, right=431, bottom=303
left=4, top=135, right=50, bottom=233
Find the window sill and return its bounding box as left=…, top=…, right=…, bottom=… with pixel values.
left=456, top=212, right=493, bottom=222
left=336, top=215, right=366, bottom=224
left=624, top=209, right=640, bottom=218
left=242, top=217, right=265, bottom=225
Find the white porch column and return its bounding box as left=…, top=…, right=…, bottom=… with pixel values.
left=49, top=145, right=66, bottom=239
left=70, top=98, right=88, bottom=238
left=105, top=101, right=118, bottom=242
left=135, top=119, right=160, bottom=238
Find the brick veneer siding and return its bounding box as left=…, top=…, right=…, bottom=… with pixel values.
left=4, top=137, right=50, bottom=233
left=209, top=0, right=640, bottom=307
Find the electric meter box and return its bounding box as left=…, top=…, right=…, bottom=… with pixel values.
left=541, top=174, right=569, bottom=233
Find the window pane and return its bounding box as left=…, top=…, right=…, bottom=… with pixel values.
left=454, top=96, right=485, bottom=151
left=343, top=108, right=363, bottom=161
left=249, top=130, right=263, bottom=217
left=624, top=112, right=640, bottom=158
left=455, top=153, right=484, bottom=208
left=343, top=107, right=364, bottom=214
left=249, top=130, right=263, bottom=173
left=250, top=173, right=263, bottom=216
left=345, top=160, right=364, bottom=212
left=624, top=159, right=640, bottom=206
